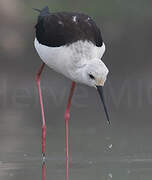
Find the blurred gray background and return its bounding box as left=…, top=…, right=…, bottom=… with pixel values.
left=0, top=0, right=152, bottom=179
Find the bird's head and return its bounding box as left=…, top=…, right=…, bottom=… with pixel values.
left=80, top=58, right=110, bottom=124
left=81, top=58, right=109, bottom=87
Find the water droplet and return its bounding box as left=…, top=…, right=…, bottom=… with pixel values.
left=108, top=144, right=113, bottom=149
left=108, top=173, right=113, bottom=178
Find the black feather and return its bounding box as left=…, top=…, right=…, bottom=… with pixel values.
left=34, top=7, right=103, bottom=47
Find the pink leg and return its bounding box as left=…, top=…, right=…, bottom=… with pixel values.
left=64, top=82, right=76, bottom=180
left=36, top=63, right=46, bottom=160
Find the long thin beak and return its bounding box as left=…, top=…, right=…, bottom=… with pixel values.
left=96, top=86, right=110, bottom=124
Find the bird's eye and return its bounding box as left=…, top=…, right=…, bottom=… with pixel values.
left=89, top=74, right=95, bottom=80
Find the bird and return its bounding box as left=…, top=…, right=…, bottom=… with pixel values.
left=33, top=6, right=110, bottom=166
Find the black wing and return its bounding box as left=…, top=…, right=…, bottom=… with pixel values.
left=35, top=6, right=103, bottom=47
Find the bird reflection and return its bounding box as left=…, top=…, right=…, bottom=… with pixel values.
left=42, top=162, right=46, bottom=180
left=66, top=157, right=69, bottom=180
left=41, top=159, right=69, bottom=180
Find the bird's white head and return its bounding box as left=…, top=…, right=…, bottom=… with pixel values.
left=80, top=58, right=109, bottom=87
left=77, top=58, right=110, bottom=124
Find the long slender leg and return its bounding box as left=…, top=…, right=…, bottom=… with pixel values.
left=64, top=82, right=76, bottom=180
left=36, top=62, right=46, bottom=160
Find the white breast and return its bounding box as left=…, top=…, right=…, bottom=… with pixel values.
left=34, top=38, right=105, bottom=80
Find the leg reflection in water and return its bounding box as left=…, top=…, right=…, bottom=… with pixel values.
left=41, top=160, right=69, bottom=180
left=42, top=162, right=46, bottom=180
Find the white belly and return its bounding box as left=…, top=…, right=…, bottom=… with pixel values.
left=34, top=38, right=105, bottom=81
left=34, top=38, right=72, bottom=77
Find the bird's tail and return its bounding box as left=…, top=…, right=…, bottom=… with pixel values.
left=33, top=6, right=50, bottom=17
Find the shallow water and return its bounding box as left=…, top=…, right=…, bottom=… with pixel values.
left=1, top=152, right=152, bottom=180
left=1, top=102, right=152, bottom=180
left=1, top=0, right=152, bottom=178
left=1, top=66, right=152, bottom=180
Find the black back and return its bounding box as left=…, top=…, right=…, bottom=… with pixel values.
left=35, top=6, right=103, bottom=47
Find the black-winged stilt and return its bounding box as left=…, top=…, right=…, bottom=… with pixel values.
left=34, top=6, right=110, bottom=166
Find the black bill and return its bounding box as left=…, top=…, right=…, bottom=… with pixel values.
left=96, top=86, right=110, bottom=124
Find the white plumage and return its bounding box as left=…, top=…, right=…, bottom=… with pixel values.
left=34, top=38, right=108, bottom=87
